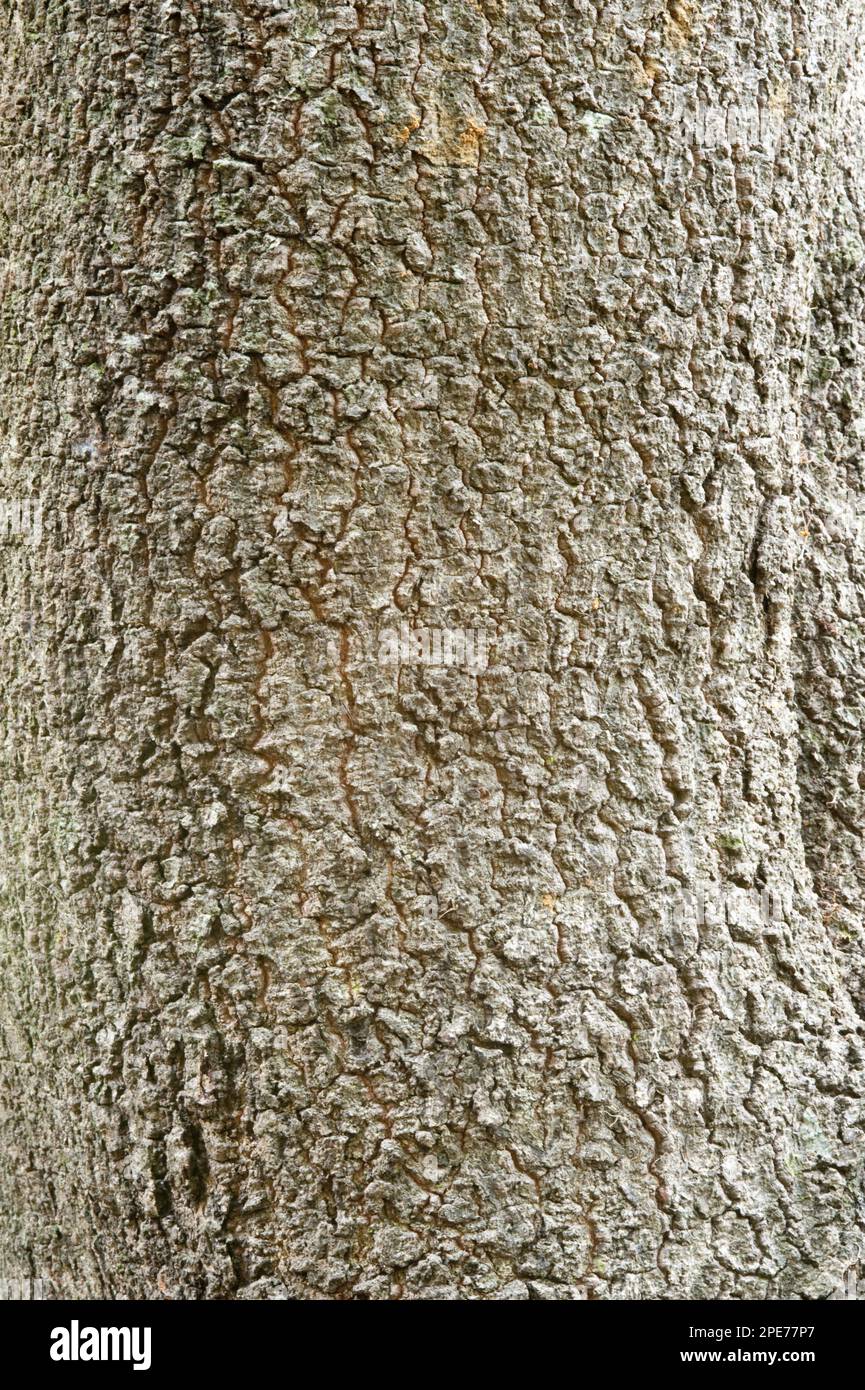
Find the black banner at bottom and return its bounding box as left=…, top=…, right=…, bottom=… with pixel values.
left=0, top=1295, right=859, bottom=1377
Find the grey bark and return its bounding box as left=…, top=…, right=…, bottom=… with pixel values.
left=1, top=0, right=864, bottom=1300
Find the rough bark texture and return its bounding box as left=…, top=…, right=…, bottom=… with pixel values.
left=1, top=0, right=865, bottom=1300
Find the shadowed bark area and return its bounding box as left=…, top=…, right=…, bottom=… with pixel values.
left=795, top=40, right=865, bottom=1017
left=1, top=0, right=864, bottom=1300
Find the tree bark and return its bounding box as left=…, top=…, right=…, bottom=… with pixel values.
left=1, top=0, right=864, bottom=1300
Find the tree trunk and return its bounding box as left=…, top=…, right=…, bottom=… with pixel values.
left=1, top=0, right=864, bottom=1300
